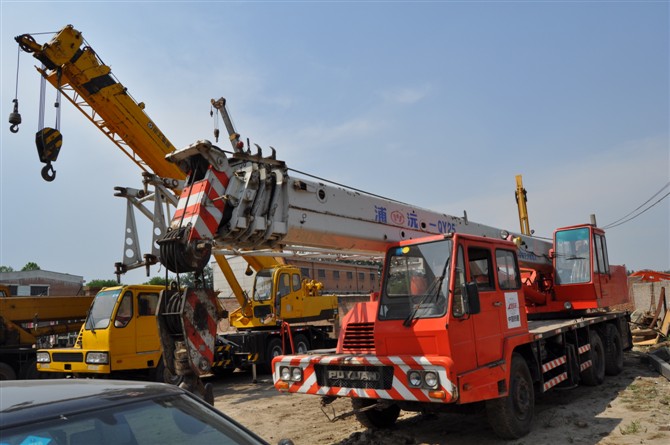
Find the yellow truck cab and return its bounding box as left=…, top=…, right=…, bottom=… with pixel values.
left=36, top=285, right=176, bottom=382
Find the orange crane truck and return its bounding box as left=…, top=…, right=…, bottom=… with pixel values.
left=272, top=224, right=631, bottom=438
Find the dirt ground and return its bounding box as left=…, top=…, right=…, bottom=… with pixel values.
left=211, top=349, right=670, bottom=445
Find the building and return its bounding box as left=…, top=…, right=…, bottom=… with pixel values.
left=212, top=256, right=380, bottom=298
left=0, top=270, right=85, bottom=296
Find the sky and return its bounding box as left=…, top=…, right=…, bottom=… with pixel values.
left=0, top=1, right=668, bottom=284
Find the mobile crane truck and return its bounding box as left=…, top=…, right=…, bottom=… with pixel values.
left=0, top=285, right=93, bottom=380
left=34, top=285, right=187, bottom=383
left=148, top=100, right=631, bottom=438
left=11, top=25, right=339, bottom=378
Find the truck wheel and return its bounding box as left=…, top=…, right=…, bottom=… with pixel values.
left=486, top=353, right=534, bottom=439
left=261, top=337, right=285, bottom=374
left=292, top=334, right=310, bottom=354
left=267, top=337, right=284, bottom=361
left=581, top=330, right=605, bottom=386
left=0, top=362, right=17, bottom=380
left=603, top=324, right=624, bottom=376
left=155, top=358, right=183, bottom=385
left=352, top=398, right=400, bottom=429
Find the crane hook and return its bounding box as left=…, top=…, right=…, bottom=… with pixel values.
left=41, top=163, right=56, bottom=182
left=8, top=99, right=21, bottom=133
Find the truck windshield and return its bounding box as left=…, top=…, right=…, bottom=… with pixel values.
left=85, top=289, right=122, bottom=330
left=379, top=239, right=451, bottom=321
left=555, top=227, right=591, bottom=284
left=253, top=270, right=273, bottom=301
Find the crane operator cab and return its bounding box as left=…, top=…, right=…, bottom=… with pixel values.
left=552, top=224, right=628, bottom=308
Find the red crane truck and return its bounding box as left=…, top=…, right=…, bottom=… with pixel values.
left=273, top=224, right=631, bottom=438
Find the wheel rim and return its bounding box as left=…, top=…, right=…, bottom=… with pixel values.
left=513, top=374, right=532, bottom=419
left=270, top=344, right=283, bottom=358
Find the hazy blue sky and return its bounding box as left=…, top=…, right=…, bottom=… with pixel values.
left=1, top=1, right=668, bottom=284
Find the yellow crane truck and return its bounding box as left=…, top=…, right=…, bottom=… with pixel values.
left=35, top=285, right=185, bottom=382
left=0, top=284, right=92, bottom=380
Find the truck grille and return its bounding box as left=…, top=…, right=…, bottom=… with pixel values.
left=341, top=322, right=375, bottom=353
left=52, top=352, right=83, bottom=362
left=315, top=363, right=393, bottom=389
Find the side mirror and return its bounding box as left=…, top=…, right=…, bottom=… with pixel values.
left=463, top=282, right=481, bottom=315
left=549, top=248, right=555, bottom=259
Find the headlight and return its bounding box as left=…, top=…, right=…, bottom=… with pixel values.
left=408, top=370, right=422, bottom=387
left=86, top=352, right=109, bottom=364
left=291, top=367, right=303, bottom=382
left=424, top=371, right=439, bottom=388
left=279, top=366, right=302, bottom=382
left=280, top=366, right=292, bottom=381
left=36, top=351, right=51, bottom=363
left=406, top=370, right=440, bottom=389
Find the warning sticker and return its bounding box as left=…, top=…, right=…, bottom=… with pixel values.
left=505, top=292, right=521, bottom=329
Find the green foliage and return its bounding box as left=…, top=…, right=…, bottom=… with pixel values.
left=87, top=279, right=120, bottom=288
left=144, top=276, right=170, bottom=285
left=178, top=265, right=214, bottom=288
left=0, top=265, right=14, bottom=272
left=21, top=262, right=40, bottom=271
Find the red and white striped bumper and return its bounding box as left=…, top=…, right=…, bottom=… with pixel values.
left=273, top=354, right=456, bottom=404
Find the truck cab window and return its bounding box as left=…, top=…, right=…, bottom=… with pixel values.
left=452, top=246, right=466, bottom=317
left=291, top=273, right=301, bottom=291
left=379, top=239, right=451, bottom=321
left=555, top=227, right=591, bottom=284
left=594, top=234, right=609, bottom=275
left=86, top=289, right=122, bottom=330
left=114, top=292, right=133, bottom=328
left=496, top=249, right=521, bottom=290
left=253, top=270, right=273, bottom=301
left=468, top=247, right=494, bottom=291
left=278, top=273, right=291, bottom=297
left=138, top=293, right=158, bottom=316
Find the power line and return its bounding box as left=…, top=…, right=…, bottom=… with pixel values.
left=603, top=185, right=670, bottom=230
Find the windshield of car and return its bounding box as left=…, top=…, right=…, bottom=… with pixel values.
left=253, top=270, right=273, bottom=301
left=85, top=289, right=121, bottom=330
left=379, top=239, right=451, bottom=321
left=1, top=393, right=264, bottom=445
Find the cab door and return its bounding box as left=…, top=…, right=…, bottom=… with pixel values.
left=110, top=290, right=135, bottom=368
left=466, top=244, right=504, bottom=367
left=135, top=291, right=160, bottom=354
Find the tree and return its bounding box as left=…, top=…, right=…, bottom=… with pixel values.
left=87, top=279, right=119, bottom=288
left=145, top=276, right=169, bottom=285
left=0, top=265, right=14, bottom=272
left=21, top=262, right=40, bottom=271
left=177, top=265, right=214, bottom=288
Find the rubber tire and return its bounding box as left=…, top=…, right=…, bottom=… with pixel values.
left=0, top=362, right=17, bottom=380
left=603, top=324, right=624, bottom=376
left=486, top=353, right=535, bottom=439
left=267, top=337, right=284, bottom=361
left=581, top=330, right=605, bottom=386
left=261, top=337, right=284, bottom=374
left=155, top=358, right=183, bottom=385
left=291, top=334, right=310, bottom=354
left=352, top=398, right=401, bottom=429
